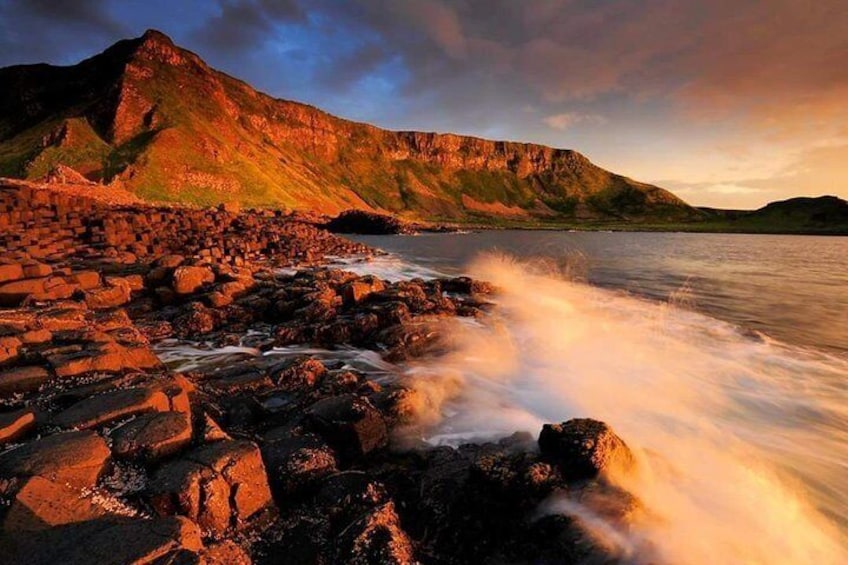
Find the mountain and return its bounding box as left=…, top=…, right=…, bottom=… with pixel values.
left=698, top=195, right=848, bottom=234
left=0, top=29, right=695, bottom=222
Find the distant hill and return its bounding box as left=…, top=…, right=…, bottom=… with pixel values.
left=0, top=29, right=696, bottom=223
left=699, top=196, right=848, bottom=234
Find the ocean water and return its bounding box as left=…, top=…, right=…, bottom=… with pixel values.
left=345, top=231, right=848, bottom=564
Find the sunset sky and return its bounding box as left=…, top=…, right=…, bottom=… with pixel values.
left=2, top=0, right=846, bottom=209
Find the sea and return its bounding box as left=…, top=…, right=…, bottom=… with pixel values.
left=341, top=230, right=848, bottom=564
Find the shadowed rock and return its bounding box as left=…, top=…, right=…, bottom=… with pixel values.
left=538, top=418, right=634, bottom=480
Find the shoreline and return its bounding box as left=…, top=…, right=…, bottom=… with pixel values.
left=0, top=181, right=636, bottom=564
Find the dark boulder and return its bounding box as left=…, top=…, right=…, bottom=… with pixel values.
left=538, top=418, right=634, bottom=480
left=325, top=210, right=413, bottom=235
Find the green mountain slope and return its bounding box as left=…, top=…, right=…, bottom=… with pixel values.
left=0, top=30, right=697, bottom=221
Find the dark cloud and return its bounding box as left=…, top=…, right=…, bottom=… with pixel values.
left=189, top=0, right=304, bottom=52
left=0, top=0, right=128, bottom=65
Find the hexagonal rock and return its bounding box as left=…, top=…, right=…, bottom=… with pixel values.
left=52, top=387, right=172, bottom=430
left=0, top=409, right=36, bottom=445
left=109, top=411, right=192, bottom=462
left=0, top=515, right=203, bottom=565
left=172, top=266, right=215, bottom=295
left=538, top=419, right=634, bottom=480
left=2, top=476, right=107, bottom=531
left=149, top=440, right=274, bottom=534
left=261, top=430, right=337, bottom=498
left=0, top=430, right=110, bottom=489
left=306, top=394, right=388, bottom=460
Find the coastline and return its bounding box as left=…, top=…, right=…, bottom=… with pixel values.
left=0, top=181, right=634, bottom=563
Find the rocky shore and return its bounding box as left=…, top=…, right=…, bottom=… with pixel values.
left=0, top=180, right=637, bottom=564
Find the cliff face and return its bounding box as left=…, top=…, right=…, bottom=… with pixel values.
left=0, top=30, right=696, bottom=221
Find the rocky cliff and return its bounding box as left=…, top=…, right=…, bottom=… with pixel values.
left=0, top=30, right=695, bottom=222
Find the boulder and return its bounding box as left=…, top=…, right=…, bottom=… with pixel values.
left=307, top=394, right=388, bottom=460
left=149, top=440, right=274, bottom=534
left=0, top=409, right=36, bottom=444
left=538, top=419, right=634, bottom=480
left=0, top=431, right=110, bottom=488
left=52, top=387, right=172, bottom=430
left=109, top=411, right=192, bottom=461
left=172, top=266, right=215, bottom=295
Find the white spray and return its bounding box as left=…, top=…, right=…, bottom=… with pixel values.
left=406, top=253, right=848, bottom=564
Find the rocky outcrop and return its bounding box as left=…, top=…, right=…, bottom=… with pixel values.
left=0, top=185, right=640, bottom=563
left=325, top=210, right=415, bottom=235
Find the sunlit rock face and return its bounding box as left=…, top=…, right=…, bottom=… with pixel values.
left=0, top=30, right=695, bottom=221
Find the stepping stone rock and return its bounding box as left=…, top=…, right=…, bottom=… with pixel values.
left=53, top=386, right=172, bottom=430
left=110, top=411, right=192, bottom=461
left=0, top=409, right=36, bottom=444
left=538, top=418, right=634, bottom=480
left=149, top=440, right=274, bottom=534
left=0, top=430, right=110, bottom=488
left=0, top=365, right=50, bottom=395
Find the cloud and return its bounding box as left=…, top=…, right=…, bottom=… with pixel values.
left=544, top=112, right=607, bottom=131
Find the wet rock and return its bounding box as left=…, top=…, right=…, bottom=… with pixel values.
left=0, top=516, right=203, bottom=565
left=149, top=440, right=274, bottom=534
left=538, top=418, right=634, bottom=480
left=306, top=394, right=388, bottom=460
left=109, top=411, right=192, bottom=461
left=52, top=386, right=172, bottom=430
left=172, top=266, right=215, bottom=295
left=261, top=430, right=337, bottom=498
left=0, top=365, right=50, bottom=395
left=0, top=430, right=110, bottom=488
left=0, top=409, right=36, bottom=444
left=270, top=357, right=327, bottom=391
left=342, top=276, right=385, bottom=307
left=172, top=303, right=218, bottom=338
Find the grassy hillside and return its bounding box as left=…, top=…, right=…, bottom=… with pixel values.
left=1, top=30, right=698, bottom=221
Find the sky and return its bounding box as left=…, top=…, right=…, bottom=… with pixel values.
left=1, top=0, right=846, bottom=209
